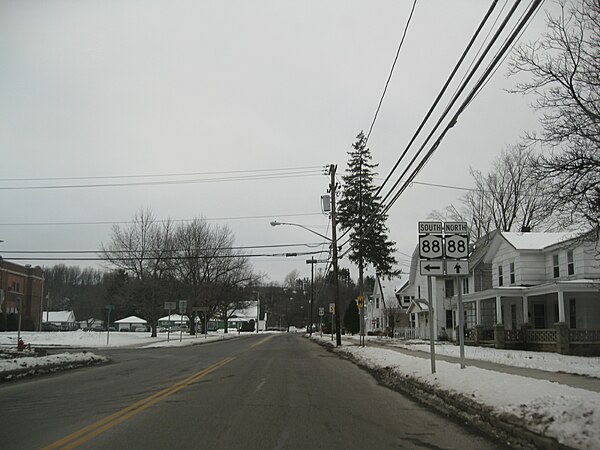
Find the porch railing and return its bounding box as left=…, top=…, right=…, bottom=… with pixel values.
left=526, top=328, right=556, bottom=343
left=569, top=329, right=600, bottom=343
left=396, top=327, right=430, bottom=340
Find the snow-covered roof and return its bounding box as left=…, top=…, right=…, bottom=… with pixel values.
left=501, top=231, right=577, bottom=250
left=158, top=314, right=189, bottom=322
left=115, top=316, right=147, bottom=324
left=42, top=311, right=76, bottom=323
left=406, top=299, right=429, bottom=315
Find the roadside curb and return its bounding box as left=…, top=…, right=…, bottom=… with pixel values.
left=311, top=337, right=574, bottom=450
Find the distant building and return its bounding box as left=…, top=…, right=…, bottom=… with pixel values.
left=0, top=260, right=44, bottom=331
left=42, top=310, right=78, bottom=331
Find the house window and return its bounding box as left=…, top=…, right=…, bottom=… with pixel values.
left=445, top=279, right=454, bottom=298
left=464, top=303, right=476, bottom=328
left=480, top=299, right=496, bottom=327
left=553, top=254, right=560, bottom=278
left=445, top=309, right=453, bottom=329
left=509, top=262, right=515, bottom=285
left=461, top=277, right=469, bottom=294
left=375, top=297, right=379, bottom=309
left=567, top=250, right=574, bottom=276
left=569, top=299, right=576, bottom=328
left=498, top=265, right=503, bottom=286
left=376, top=318, right=380, bottom=329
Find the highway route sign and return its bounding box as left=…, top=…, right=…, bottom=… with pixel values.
left=420, top=260, right=444, bottom=276
left=419, top=234, right=443, bottom=259
left=445, top=234, right=469, bottom=259
left=319, top=307, right=324, bottom=317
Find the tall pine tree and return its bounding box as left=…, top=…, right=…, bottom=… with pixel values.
left=337, top=132, right=399, bottom=294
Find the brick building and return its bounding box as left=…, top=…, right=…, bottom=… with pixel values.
left=0, top=259, right=45, bottom=331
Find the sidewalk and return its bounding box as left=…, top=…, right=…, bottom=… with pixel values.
left=365, top=338, right=600, bottom=393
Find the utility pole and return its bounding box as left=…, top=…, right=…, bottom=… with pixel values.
left=306, top=257, right=317, bottom=336
left=329, top=164, right=342, bottom=346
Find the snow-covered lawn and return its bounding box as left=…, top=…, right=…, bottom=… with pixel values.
left=317, top=335, right=600, bottom=450
left=346, top=335, right=600, bottom=378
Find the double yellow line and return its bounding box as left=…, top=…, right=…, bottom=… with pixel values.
left=43, top=357, right=235, bottom=450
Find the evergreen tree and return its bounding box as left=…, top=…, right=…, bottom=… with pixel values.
left=338, top=132, right=399, bottom=292
left=343, top=299, right=360, bottom=335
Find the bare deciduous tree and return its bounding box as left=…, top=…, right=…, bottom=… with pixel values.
left=509, top=0, right=600, bottom=235
left=101, top=209, right=175, bottom=336
left=431, top=145, right=555, bottom=243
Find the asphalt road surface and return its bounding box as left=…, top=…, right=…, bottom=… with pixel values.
left=0, top=334, right=506, bottom=449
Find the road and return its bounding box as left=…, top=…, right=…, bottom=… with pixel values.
left=0, top=334, right=504, bottom=449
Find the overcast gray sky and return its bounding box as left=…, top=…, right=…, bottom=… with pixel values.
left=0, top=0, right=554, bottom=284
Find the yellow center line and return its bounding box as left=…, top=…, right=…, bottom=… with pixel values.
left=250, top=335, right=275, bottom=348
left=42, top=356, right=235, bottom=450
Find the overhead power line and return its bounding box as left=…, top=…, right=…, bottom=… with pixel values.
left=0, top=165, right=324, bottom=183
left=381, top=0, right=544, bottom=216
left=0, top=212, right=324, bottom=227
left=365, top=0, right=419, bottom=145
left=3, top=249, right=327, bottom=262
left=0, top=169, right=322, bottom=191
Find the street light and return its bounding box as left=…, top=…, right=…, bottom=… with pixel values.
left=270, top=221, right=331, bottom=242
left=270, top=219, right=340, bottom=343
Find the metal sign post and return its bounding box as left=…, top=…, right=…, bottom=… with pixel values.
left=356, top=296, right=365, bottom=347
left=178, top=300, right=187, bottom=343
left=164, top=301, right=176, bottom=342
left=105, top=304, right=114, bottom=346
left=427, top=277, right=435, bottom=374
left=318, top=307, right=324, bottom=338
left=329, top=303, right=335, bottom=342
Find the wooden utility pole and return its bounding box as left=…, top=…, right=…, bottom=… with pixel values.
left=329, top=164, right=342, bottom=346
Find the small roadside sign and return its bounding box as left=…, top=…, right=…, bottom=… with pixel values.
left=164, top=301, right=176, bottom=310
left=447, top=261, right=469, bottom=276
left=329, top=303, right=335, bottom=314
left=420, top=260, right=445, bottom=276
left=356, top=295, right=364, bottom=309
left=318, top=307, right=324, bottom=317
left=178, top=300, right=187, bottom=313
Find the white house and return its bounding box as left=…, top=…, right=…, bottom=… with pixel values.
left=404, top=230, right=600, bottom=355
left=42, top=310, right=78, bottom=331
left=114, top=315, right=148, bottom=331
left=365, top=274, right=409, bottom=335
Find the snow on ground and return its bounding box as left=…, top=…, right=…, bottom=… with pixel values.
left=345, top=335, right=600, bottom=378
left=1, top=330, right=599, bottom=448
left=318, top=335, right=600, bottom=450
left=0, top=352, right=108, bottom=376
left=0, top=329, right=252, bottom=350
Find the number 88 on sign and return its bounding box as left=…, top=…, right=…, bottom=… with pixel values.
left=445, top=234, right=469, bottom=259
left=419, top=234, right=443, bottom=259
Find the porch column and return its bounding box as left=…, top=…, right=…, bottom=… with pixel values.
left=495, top=295, right=503, bottom=324
left=476, top=299, right=481, bottom=325
left=557, top=289, right=566, bottom=323
left=522, top=296, right=529, bottom=326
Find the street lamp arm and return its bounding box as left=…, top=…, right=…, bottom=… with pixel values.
left=270, top=220, right=332, bottom=242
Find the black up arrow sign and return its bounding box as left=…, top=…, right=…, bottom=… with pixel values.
left=425, top=264, right=441, bottom=271
left=454, top=263, right=462, bottom=274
